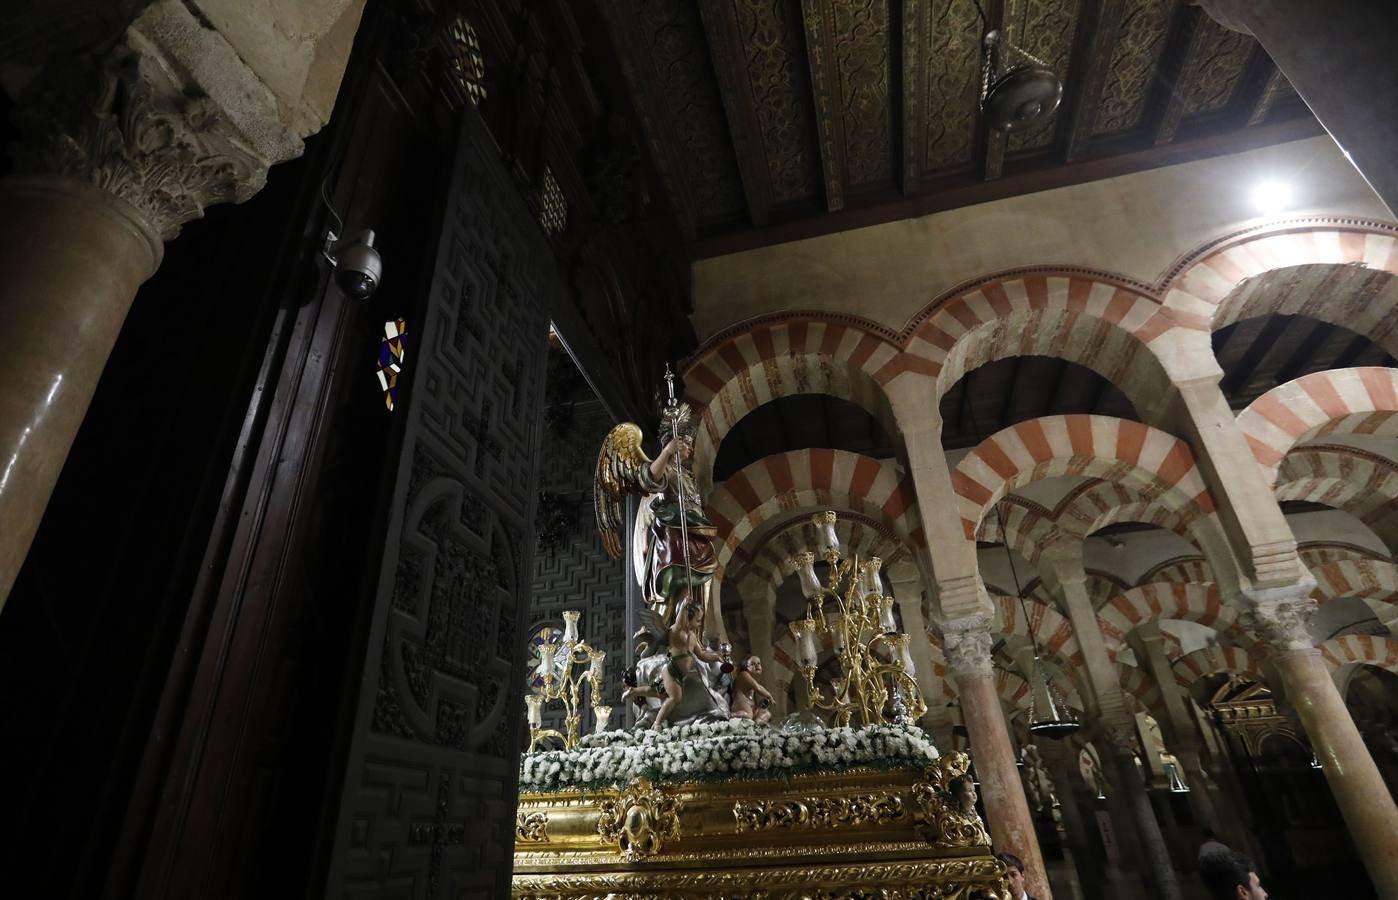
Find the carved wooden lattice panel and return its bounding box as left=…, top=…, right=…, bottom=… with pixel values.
left=530, top=399, right=628, bottom=735
left=326, top=111, right=552, bottom=900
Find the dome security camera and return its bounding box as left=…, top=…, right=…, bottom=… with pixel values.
left=323, top=228, right=383, bottom=300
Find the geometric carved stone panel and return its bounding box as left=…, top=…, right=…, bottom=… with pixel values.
left=325, top=109, right=552, bottom=899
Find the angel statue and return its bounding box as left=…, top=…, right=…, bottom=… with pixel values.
left=595, top=366, right=731, bottom=729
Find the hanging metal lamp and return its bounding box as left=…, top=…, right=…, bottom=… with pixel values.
left=979, top=30, right=1062, bottom=133
left=994, top=502, right=1081, bottom=739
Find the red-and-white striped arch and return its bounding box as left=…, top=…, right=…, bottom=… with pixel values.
left=684, top=318, right=901, bottom=493
left=1299, top=542, right=1391, bottom=571
left=1319, top=634, right=1398, bottom=674
left=1309, top=558, right=1398, bottom=630
left=1097, top=583, right=1240, bottom=654
left=1164, top=222, right=1398, bottom=327
left=1212, top=263, right=1398, bottom=356
left=1238, top=367, right=1398, bottom=478
left=1173, top=646, right=1261, bottom=689
left=950, top=415, right=1216, bottom=541
left=706, top=449, right=922, bottom=576
left=991, top=594, right=1084, bottom=671
left=975, top=496, right=1072, bottom=564
left=1278, top=445, right=1398, bottom=554
left=1141, top=555, right=1215, bottom=585
left=897, top=273, right=1178, bottom=415
left=728, top=510, right=910, bottom=593
left=1118, top=662, right=1166, bottom=720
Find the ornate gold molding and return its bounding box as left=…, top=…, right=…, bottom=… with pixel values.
left=911, top=753, right=992, bottom=849
left=513, top=857, right=1009, bottom=899
left=595, top=778, right=683, bottom=861
left=733, top=792, right=906, bottom=832
left=516, top=810, right=549, bottom=843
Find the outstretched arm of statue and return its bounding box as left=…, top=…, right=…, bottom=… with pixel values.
left=649, top=434, right=691, bottom=483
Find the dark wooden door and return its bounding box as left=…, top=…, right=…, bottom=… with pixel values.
left=322, top=107, right=554, bottom=899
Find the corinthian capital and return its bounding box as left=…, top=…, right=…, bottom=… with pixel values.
left=6, top=1, right=310, bottom=240
left=1248, top=596, right=1317, bottom=653
left=941, top=615, right=995, bottom=678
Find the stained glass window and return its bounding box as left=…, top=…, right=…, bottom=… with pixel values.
left=537, top=166, right=568, bottom=236
left=377, top=318, right=407, bottom=410
left=527, top=623, right=565, bottom=690
left=447, top=14, right=487, bottom=108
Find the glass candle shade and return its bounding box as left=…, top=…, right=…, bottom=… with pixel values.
left=812, top=511, right=840, bottom=556
left=862, top=557, right=885, bottom=598
left=561, top=610, right=581, bottom=645
left=789, top=618, right=818, bottom=666
left=792, top=551, right=821, bottom=599
left=538, top=644, right=556, bottom=680
left=897, top=633, right=917, bottom=676
left=593, top=705, right=612, bottom=734
left=878, top=595, right=898, bottom=634
left=589, top=650, right=606, bottom=679
left=525, top=693, right=543, bottom=729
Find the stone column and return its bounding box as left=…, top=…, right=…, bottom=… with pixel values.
left=1101, top=724, right=1183, bottom=900
left=1039, top=551, right=1182, bottom=899
left=1041, top=740, right=1107, bottom=900
left=0, top=0, right=361, bottom=606
left=944, top=615, right=1053, bottom=900
left=1192, top=0, right=1398, bottom=214
left=739, top=578, right=779, bottom=706
left=1133, top=624, right=1225, bottom=835
left=1252, top=595, right=1398, bottom=897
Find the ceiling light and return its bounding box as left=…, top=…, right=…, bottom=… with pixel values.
left=1251, top=180, right=1293, bottom=214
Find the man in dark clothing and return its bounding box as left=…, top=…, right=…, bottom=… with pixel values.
left=1199, top=851, right=1269, bottom=900
left=995, top=851, right=1036, bottom=900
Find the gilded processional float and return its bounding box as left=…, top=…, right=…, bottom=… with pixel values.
left=513, top=371, right=1010, bottom=899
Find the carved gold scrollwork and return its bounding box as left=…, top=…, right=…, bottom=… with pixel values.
left=516, top=810, right=549, bottom=843
left=595, top=779, right=683, bottom=861
left=733, top=792, right=907, bottom=832
left=912, top=752, right=992, bottom=849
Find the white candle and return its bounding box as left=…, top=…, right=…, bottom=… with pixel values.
left=593, top=705, right=612, bottom=734
left=526, top=693, right=543, bottom=729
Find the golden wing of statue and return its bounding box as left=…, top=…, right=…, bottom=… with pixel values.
left=594, top=422, right=650, bottom=560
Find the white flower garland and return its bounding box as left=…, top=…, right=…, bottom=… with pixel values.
left=518, top=720, right=941, bottom=792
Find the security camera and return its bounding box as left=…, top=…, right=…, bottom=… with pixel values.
left=323, top=228, right=383, bottom=300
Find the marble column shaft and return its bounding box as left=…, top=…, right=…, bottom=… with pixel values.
left=944, top=616, right=1053, bottom=900
left=888, top=569, right=944, bottom=731
left=1255, top=597, right=1398, bottom=898
left=1135, top=625, right=1224, bottom=835
left=1040, top=553, right=1182, bottom=899
left=0, top=178, right=163, bottom=601
left=1040, top=740, right=1107, bottom=900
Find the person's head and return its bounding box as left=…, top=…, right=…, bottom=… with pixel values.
left=1200, top=852, right=1267, bottom=900
left=741, top=654, right=762, bottom=675
left=995, top=851, right=1026, bottom=897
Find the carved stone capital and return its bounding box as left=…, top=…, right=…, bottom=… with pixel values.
left=1100, top=721, right=1140, bottom=758
left=940, top=615, right=994, bottom=678
left=1248, top=596, right=1317, bottom=653
left=6, top=1, right=308, bottom=241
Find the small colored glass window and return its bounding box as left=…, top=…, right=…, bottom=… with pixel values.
left=377, top=318, right=407, bottom=410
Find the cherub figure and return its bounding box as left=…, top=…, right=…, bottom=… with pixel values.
left=729, top=655, right=774, bottom=724
left=649, top=592, right=722, bottom=730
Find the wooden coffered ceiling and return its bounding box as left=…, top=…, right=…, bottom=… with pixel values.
left=593, top=0, right=1320, bottom=256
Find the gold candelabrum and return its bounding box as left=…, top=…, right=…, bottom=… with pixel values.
left=785, top=512, right=927, bottom=728
left=525, top=610, right=613, bottom=752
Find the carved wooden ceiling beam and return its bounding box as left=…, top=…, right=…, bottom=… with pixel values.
left=900, top=0, right=927, bottom=194
left=1245, top=61, right=1287, bottom=127
left=799, top=0, right=848, bottom=212
left=1151, top=4, right=1210, bottom=146
left=1062, top=0, right=1127, bottom=162
left=698, top=2, right=773, bottom=226
left=598, top=1, right=699, bottom=239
